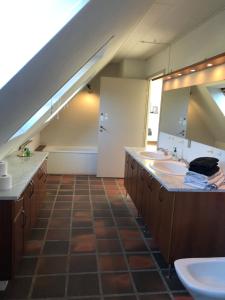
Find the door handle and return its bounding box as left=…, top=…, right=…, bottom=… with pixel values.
left=100, top=125, right=107, bottom=132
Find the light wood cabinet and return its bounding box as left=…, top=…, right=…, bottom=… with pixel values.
left=124, top=152, right=225, bottom=264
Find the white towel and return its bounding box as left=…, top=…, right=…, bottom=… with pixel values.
left=184, top=168, right=225, bottom=190
left=185, top=169, right=223, bottom=183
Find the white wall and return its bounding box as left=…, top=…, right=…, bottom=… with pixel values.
left=40, top=91, right=99, bottom=146
left=158, top=131, right=225, bottom=172
left=145, top=10, right=225, bottom=77
left=0, top=132, right=41, bottom=160
left=120, top=59, right=146, bottom=78
left=40, top=63, right=121, bottom=147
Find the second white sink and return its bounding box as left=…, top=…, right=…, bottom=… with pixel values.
left=151, top=160, right=187, bottom=175
left=140, top=151, right=171, bottom=160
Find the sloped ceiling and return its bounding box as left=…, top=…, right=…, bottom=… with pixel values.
left=0, top=0, right=155, bottom=146
left=114, top=0, right=225, bottom=60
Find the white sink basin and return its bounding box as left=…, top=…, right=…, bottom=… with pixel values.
left=175, top=258, right=225, bottom=300
left=140, top=151, right=172, bottom=160
left=151, top=160, right=187, bottom=175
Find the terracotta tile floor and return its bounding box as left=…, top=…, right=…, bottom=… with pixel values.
left=1, top=175, right=193, bottom=299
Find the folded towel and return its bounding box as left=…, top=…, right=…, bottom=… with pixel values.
left=184, top=181, right=218, bottom=190
left=184, top=170, right=225, bottom=190
left=189, top=157, right=219, bottom=169
left=189, top=165, right=219, bottom=176
left=185, top=169, right=223, bottom=184
left=184, top=181, right=216, bottom=190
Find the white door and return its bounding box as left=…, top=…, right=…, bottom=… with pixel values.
left=97, top=77, right=148, bottom=178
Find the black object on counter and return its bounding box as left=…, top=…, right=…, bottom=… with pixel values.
left=189, top=157, right=219, bottom=176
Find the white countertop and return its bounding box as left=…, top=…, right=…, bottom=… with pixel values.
left=0, top=151, right=48, bottom=200
left=125, top=147, right=225, bottom=192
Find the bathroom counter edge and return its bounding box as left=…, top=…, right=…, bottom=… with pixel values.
left=0, top=151, right=48, bottom=200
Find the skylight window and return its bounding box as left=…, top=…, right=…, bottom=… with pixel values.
left=0, top=0, right=89, bottom=89
left=207, top=87, right=225, bottom=116
left=8, top=41, right=109, bottom=141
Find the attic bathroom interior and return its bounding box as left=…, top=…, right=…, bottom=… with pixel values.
left=1, top=0, right=225, bottom=299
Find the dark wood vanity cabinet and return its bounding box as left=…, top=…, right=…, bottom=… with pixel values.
left=156, top=187, right=174, bottom=262
left=135, top=165, right=145, bottom=214
left=12, top=197, right=24, bottom=276
left=124, top=152, right=225, bottom=264
left=0, top=160, right=47, bottom=280
left=125, top=153, right=138, bottom=209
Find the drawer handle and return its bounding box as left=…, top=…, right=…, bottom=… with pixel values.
left=21, top=209, right=27, bottom=227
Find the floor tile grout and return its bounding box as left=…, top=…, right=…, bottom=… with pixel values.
left=2, top=174, right=191, bottom=300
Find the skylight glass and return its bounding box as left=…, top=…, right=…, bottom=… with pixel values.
left=9, top=43, right=107, bottom=141
left=207, top=87, right=225, bottom=116
left=0, top=0, right=89, bottom=89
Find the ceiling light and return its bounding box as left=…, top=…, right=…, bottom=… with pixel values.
left=152, top=52, right=225, bottom=82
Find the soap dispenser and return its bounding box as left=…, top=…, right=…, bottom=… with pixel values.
left=172, top=147, right=177, bottom=159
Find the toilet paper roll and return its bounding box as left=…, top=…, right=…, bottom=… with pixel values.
left=0, top=174, right=12, bottom=190
left=0, top=161, right=7, bottom=176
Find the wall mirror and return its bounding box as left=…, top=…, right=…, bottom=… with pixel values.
left=159, top=79, right=225, bottom=150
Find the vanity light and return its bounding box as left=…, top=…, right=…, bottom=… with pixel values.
left=152, top=51, right=225, bottom=81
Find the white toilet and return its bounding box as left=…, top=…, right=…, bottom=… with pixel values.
left=175, top=258, right=225, bottom=300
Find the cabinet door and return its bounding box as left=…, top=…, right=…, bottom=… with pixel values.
left=29, top=180, right=36, bottom=228
left=156, top=187, right=174, bottom=262
left=34, top=173, right=41, bottom=217
left=171, top=192, right=225, bottom=261
left=13, top=207, right=24, bottom=274
left=136, top=165, right=145, bottom=214
left=23, top=191, right=31, bottom=240
left=142, top=170, right=153, bottom=225
left=37, top=163, right=47, bottom=207
left=130, top=158, right=138, bottom=207
left=0, top=201, right=13, bottom=280
left=124, top=153, right=131, bottom=194
left=148, top=177, right=161, bottom=236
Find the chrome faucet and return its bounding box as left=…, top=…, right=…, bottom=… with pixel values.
left=178, top=157, right=189, bottom=168
left=157, top=147, right=169, bottom=156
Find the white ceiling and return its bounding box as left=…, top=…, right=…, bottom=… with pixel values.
left=114, top=0, right=225, bottom=61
